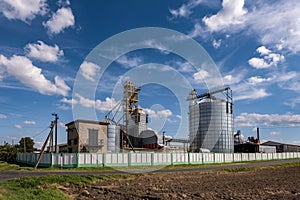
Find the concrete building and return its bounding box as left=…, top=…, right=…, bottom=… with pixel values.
left=66, top=120, right=107, bottom=153
left=262, top=141, right=300, bottom=152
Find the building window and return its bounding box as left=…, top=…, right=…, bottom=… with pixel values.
left=74, top=138, right=78, bottom=145
left=68, top=139, right=72, bottom=146
left=88, top=129, right=98, bottom=146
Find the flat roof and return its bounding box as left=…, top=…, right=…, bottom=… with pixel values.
left=65, top=119, right=100, bottom=126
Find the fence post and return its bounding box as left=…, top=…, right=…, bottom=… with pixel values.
left=128, top=152, right=131, bottom=166
left=102, top=153, right=106, bottom=167
left=188, top=152, right=191, bottom=164
left=151, top=152, right=154, bottom=166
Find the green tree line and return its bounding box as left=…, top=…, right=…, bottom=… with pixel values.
left=0, top=137, right=35, bottom=162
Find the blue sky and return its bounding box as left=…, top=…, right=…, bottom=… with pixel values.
left=1, top=0, right=300, bottom=148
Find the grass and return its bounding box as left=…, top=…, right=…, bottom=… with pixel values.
left=0, top=161, right=32, bottom=171
left=0, top=174, right=138, bottom=200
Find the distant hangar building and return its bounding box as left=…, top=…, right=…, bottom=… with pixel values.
left=188, top=87, right=234, bottom=153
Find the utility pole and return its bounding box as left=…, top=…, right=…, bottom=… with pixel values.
left=34, top=122, right=55, bottom=170
left=52, top=113, right=59, bottom=153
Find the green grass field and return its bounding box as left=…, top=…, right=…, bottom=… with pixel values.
left=0, top=174, right=138, bottom=200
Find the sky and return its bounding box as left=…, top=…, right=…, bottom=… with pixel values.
left=1, top=0, right=300, bottom=148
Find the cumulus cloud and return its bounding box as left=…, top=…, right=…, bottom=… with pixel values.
left=23, top=120, right=36, bottom=125
left=203, top=0, right=247, bottom=32
left=235, top=112, right=300, bottom=127
left=15, top=125, right=22, bottom=129
left=0, top=54, right=70, bottom=96
left=25, top=41, right=64, bottom=62
left=169, top=0, right=204, bottom=18
left=0, top=0, right=48, bottom=22
left=212, top=39, right=222, bottom=48
left=248, top=46, right=284, bottom=69
left=0, top=114, right=7, bottom=119
left=143, top=108, right=173, bottom=119
left=62, top=93, right=118, bottom=112
left=193, top=69, right=209, bottom=81
left=79, top=61, right=100, bottom=82
left=223, top=74, right=243, bottom=85
left=116, top=55, right=143, bottom=68
left=248, top=58, right=270, bottom=69
left=43, top=7, right=75, bottom=35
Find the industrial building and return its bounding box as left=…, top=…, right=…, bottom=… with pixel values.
left=262, top=141, right=300, bottom=152
left=233, top=130, right=276, bottom=153
left=66, top=120, right=108, bottom=153
left=188, top=87, right=234, bottom=153
left=65, top=81, right=158, bottom=153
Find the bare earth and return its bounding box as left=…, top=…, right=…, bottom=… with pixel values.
left=62, top=166, right=300, bottom=200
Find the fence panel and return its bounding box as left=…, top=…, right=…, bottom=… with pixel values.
left=233, top=153, right=242, bottom=162
left=189, top=153, right=203, bottom=164
left=214, top=153, right=224, bottom=163
left=172, top=152, right=189, bottom=164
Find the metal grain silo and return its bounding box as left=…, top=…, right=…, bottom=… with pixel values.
left=188, top=87, right=234, bottom=153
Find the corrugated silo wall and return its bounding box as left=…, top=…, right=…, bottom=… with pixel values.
left=189, top=98, right=234, bottom=153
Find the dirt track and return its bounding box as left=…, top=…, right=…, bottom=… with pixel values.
left=62, top=165, right=300, bottom=200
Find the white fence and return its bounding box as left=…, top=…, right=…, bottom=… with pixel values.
left=16, top=152, right=300, bottom=168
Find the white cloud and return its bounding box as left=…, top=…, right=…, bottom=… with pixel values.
left=176, top=115, right=182, bottom=119
left=43, top=7, right=75, bottom=35
left=57, top=0, right=70, bottom=7
left=143, top=108, right=173, bottom=119
left=248, top=57, right=270, bottom=69
left=248, top=46, right=284, bottom=69
left=71, top=93, right=118, bottom=112
left=59, top=122, right=66, bottom=129
left=25, top=41, right=64, bottom=62
left=223, top=74, right=243, bottom=85
left=188, top=23, right=205, bottom=38
left=0, top=0, right=48, bottom=22
left=0, top=114, right=7, bottom=119
left=235, top=87, right=271, bottom=101
left=80, top=61, right=100, bottom=82
left=246, top=0, right=300, bottom=53
left=23, top=120, right=36, bottom=125
left=0, top=54, right=70, bottom=96
left=212, top=39, right=222, bottom=48
left=248, top=76, right=272, bottom=85
left=0, top=66, right=5, bottom=81
left=193, top=69, right=209, bottom=81
left=15, top=124, right=22, bottom=129
left=270, top=131, right=281, bottom=136
left=257, top=46, right=271, bottom=55
left=61, top=97, right=77, bottom=105
left=169, top=0, right=203, bottom=18
left=116, top=55, right=143, bottom=68
left=235, top=112, right=300, bottom=127
left=203, top=0, right=247, bottom=32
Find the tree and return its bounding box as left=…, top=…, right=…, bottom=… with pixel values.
left=0, top=143, right=18, bottom=162
left=19, top=137, right=35, bottom=153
